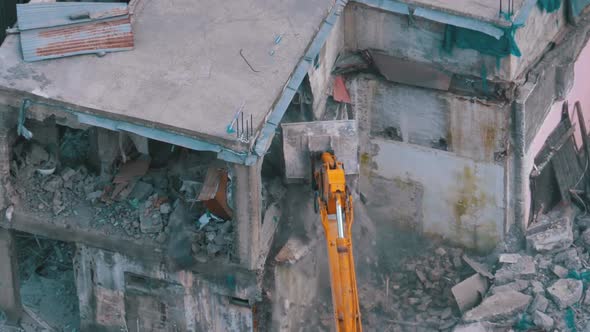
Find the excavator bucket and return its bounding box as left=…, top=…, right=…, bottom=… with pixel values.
left=281, top=120, right=359, bottom=182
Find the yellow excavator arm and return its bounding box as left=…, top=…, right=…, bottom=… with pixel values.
left=313, top=152, right=362, bottom=332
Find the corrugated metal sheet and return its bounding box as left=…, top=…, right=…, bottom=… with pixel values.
left=17, top=2, right=133, bottom=62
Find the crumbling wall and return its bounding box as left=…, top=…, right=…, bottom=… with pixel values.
left=525, top=29, right=590, bottom=224
left=350, top=75, right=507, bottom=251
left=343, top=3, right=505, bottom=80
left=74, top=245, right=255, bottom=331
left=344, top=2, right=566, bottom=82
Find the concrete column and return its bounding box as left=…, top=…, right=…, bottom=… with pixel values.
left=0, top=106, right=17, bottom=210
left=512, top=83, right=533, bottom=235
left=0, top=228, right=22, bottom=325
left=89, top=127, right=120, bottom=175
left=233, top=161, right=262, bottom=270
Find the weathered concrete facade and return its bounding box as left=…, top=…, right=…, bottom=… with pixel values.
left=303, top=1, right=590, bottom=251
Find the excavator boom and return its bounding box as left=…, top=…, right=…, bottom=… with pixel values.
left=314, top=152, right=362, bottom=332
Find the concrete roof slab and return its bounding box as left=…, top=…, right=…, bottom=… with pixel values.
left=0, top=0, right=335, bottom=152
left=401, top=0, right=527, bottom=26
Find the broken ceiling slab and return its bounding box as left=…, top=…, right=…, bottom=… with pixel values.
left=369, top=51, right=452, bottom=91
left=282, top=120, right=359, bottom=181
left=17, top=2, right=133, bottom=62
left=0, top=0, right=337, bottom=158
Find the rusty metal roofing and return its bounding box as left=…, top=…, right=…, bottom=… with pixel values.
left=17, top=2, right=133, bottom=62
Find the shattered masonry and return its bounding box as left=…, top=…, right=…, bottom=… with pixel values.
left=1, top=0, right=590, bottom=331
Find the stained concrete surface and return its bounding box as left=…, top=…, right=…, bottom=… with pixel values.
left=0, top=0, right=335, bottom=150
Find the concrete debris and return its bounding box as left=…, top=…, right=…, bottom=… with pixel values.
left=581, top=228, right=590, bottom=248
left=526, top=217, right=573, bottom=253
left=463, top=290, right=531, bottom=322
left=553, top=247, right=582, bottom=270
left=139, top=195, right=163, bottom=234
left=489, top=279, right=528, bottom=295
left=531, top=280, right=545, bottom=295
left=584, top=288, right=590, bottom=305
left=547, top=278, right=583, bottom=309
left=498, top=253, right=521, bottom=264
left=159, top=203, right=171, bottom=214
left=452, top=322, right=493, bottom=332
left=452, top=274, right=489, bottom=313
left=275, top=237, right=313, bottom=264
left=533, top=310, right=554, bottom=329
left=493, top=255, right=536, bottom=284
left=528, top=294, right=549, bottom=313
left=552, top=264, right=569, bottom=278
left=462, top=255, right=493, bottom=279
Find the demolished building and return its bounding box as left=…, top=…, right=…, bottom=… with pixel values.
left=2, top=0, right=590, bottom=331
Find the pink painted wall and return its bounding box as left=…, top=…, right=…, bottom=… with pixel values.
left=525, top=40, right=590, bottom=223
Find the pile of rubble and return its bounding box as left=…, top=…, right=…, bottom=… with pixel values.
left=453, top=207, right=590, bottom=331
left=370, top=245, right=467, bottom=330
left=11, top=140, right=235, bottom=261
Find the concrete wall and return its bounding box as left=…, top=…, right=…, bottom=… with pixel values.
left=511, top=3, right=567, bottom=80
left=74, top=245, right=254, bottom=332
left=350, top=76, right=507, bottom=250
left=343, top=2, right=565, bottom=82
left=352, top=76, right=508, bottom=163
left=308, top=11, right=345, bottom=119
left=360, top=139, right=505, bottom=251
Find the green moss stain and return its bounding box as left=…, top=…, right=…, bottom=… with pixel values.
left=452, top=166, right=494, bottom=251
left=482, top=125, right=497, bottom=161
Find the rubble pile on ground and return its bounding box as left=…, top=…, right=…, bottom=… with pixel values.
left=192, top=215, right=234, bottom=259
left=453, top=208, right=590, bottom=331
left=381, top=246, right=466, bottom=330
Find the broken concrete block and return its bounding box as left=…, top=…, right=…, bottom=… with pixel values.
left=552, top=265, right=569, bottom=278
left=494, top=255, right=536, bottom=284
left=453, top=322, right=492, bottom=332
left=275, top=237, right=312, bottom=264
left=463, top=290, right=531, bottom=322
left=528, top=294, right=549, bottom=314
left=533, top=310, right=554, bottom=330
left=159, top=203, right=171, bottom=214
left=526, top=217, right=573, bottom=253
left=451, top=274, right=489, bottom=313
left=498, top=253, right=521, bottom=264
left=531, top=280, right=545, bottom=295
left=584, top=288, right=590, bottom=305
left=490, top=279, right=528, bottom=295
left=462, top=255, right=493, bottom=279
left=554, top=248, right=582, bottom=270
left=547, top=279, right=583, bottom=309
